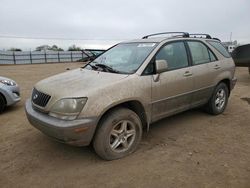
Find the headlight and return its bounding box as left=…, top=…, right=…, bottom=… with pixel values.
left=0, top=79, right=16, bottom=86
left=49, top=98, right=87, bottom=120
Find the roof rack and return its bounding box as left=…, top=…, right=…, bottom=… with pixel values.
left=142, top=32, right=221, bottom=41
left=142, top=32, right=190, bottom=39
left=212, top=38, right=221, bottom=42
left=189, top=34, right=212, bottom=39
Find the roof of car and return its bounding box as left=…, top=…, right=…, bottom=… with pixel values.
left=124, top=37, right=169, bottom=43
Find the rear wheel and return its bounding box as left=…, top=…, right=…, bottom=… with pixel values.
left=0, top=94, right=6, bottom=113
left=207, top=82, right=229, bottom=115
left=93, top=108, right=142, bottom=160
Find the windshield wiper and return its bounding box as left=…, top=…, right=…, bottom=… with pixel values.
left=95, top=63, right=120, bottom=73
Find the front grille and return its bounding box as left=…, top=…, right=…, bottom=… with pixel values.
left=32, top=88, right=51, bottom=107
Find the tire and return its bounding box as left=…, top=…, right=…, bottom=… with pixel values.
left=0, top=94, right=6, bottom=113
left=207, top=82, right=229, bottom=115
left=93, top=107, right=142, bottom=160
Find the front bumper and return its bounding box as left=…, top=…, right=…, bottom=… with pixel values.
left=25, top=100, right=97, bottom=146
left=0, top=85, right=21, bottom=106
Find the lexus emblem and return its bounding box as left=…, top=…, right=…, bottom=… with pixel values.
left=33, top=94, right=38, bottom=100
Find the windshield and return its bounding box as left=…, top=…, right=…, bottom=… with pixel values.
left=85, top=43, right=157, bottom=74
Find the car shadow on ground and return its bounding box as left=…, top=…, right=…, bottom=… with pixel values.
left=1, top=104, right=23, bottom=115
left=140, top=108, right=210, bottom=146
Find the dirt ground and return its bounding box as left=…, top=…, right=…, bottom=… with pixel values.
left=0, top=63, right=250, bottom=188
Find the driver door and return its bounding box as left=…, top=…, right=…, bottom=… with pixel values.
left=151, top=41, right=194, bottom=122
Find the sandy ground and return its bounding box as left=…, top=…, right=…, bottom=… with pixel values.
left=0, top=63, right=250, bottom=188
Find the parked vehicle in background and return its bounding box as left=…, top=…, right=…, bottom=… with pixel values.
left=77, top=49, right=106, bottom=62
left=25, top=32, right=237, bottom=160
left=0, top=76, right=21, bottom=112
left=232, top=44, right=250, bottom=74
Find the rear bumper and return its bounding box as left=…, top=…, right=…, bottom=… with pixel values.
left=230, top=77, right=237, bottom=90
left=25, top=100, right=98, bottom=146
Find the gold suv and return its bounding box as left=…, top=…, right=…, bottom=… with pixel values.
left=25, top=32, right=237, bottom=160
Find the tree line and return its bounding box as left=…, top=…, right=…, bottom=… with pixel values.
left=7, top=44, right=82, bottom=52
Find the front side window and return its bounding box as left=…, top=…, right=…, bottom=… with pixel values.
left=86, top=43, right=157, bottom=74
left=155, top=41, right=188, bottom=70
left=207, top=41, right=231, bottom=58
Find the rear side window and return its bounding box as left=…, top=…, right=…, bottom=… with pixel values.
left=155, top=41, right=188, bottom=70
left=207, top=41, right=231, bottom=58
left=187, top=41, right=218, bottom=65
left=188, top=41, right=210, bottom=65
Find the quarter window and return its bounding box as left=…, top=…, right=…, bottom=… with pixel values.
left=207, top=41, right=231, bottom=58
left=155, top=42, right=188, bottom=70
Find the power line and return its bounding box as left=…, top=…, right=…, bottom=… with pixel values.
left=0, top=35, right=127, bottom=41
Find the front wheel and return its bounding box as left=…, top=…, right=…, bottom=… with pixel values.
left=93, top=108, right=142, bottom=160
left=206, top=82, right=229, bottom=115
left=0, top=94, right=6, bottom=113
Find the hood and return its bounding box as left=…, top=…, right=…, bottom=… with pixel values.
left=0, top=76, right=15, bottom=82
left=35, top=68, right=129, bottom=98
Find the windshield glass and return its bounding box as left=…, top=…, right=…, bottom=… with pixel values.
left=86, top=43, right=157, bottom=74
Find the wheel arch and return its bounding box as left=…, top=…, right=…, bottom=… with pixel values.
left=218, top=78, right=231, bottom=96
left=101, top=100, right=147, bottom=127
left=95, top=100, right=148, bottom=134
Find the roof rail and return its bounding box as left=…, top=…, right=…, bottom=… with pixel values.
left=142, top=32, right=190, bottom=39
left=212, top=38, right=221, bottom=42
left=189, top=34, right=212, bottom=39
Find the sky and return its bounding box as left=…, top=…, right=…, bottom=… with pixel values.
left=0, top=0, right=249, bottom=51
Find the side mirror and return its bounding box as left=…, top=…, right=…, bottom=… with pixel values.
left=155, top=59, right=168, bottom=73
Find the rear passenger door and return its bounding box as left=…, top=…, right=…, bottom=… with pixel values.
left=186, top=40, right=219, bottom=106
left=151, top=41, right=194, bottom=122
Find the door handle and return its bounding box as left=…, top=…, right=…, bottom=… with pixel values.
left=214, top=64, right=221, bottom=69
left=183, top=71, right=193, bottom=77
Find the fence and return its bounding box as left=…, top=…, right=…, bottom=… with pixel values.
left=0, top=49, right=105, bottom=65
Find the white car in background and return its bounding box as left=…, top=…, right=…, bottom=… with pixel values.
left=0, top=76, right=21, bottom=112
